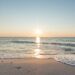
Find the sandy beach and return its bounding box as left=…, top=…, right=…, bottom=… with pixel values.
left=0, top=58, right=75, bottom=75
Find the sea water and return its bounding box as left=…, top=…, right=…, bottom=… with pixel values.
left=0, top=37, right=75, bottom=66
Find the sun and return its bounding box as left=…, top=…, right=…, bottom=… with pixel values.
left=35, top=29, right=42, bottom=37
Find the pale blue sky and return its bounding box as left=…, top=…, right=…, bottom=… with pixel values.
left=0, top=0, right=75, bottom=37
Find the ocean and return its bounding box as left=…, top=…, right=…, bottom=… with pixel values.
left=0, top=37, right=75, bottom=66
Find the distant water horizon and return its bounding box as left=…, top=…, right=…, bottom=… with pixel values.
left=0, top=36, right=75, bottom=38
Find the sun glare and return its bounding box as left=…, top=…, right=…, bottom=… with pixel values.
left=35, top=29, right=41, bottom=45
left=35, top=29, right=42, bottom=37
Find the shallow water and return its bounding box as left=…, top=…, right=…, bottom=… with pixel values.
left=0, top=37, right=75, bottom=65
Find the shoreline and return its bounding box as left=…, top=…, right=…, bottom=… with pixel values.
left=0, top=57, right=75, bottom=66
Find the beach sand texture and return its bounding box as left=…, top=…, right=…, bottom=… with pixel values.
left=0, top=58, right=75, bottom=75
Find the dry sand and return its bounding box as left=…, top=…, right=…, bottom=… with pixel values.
left=0, top=58, right=75, bottom=75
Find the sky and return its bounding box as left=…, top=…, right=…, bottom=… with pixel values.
left=0, top=0, right=75, bottom=37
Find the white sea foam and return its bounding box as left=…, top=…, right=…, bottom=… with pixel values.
left=0, top=53, right=26, bottom=58
left=54, top=54, right=75, bottom=66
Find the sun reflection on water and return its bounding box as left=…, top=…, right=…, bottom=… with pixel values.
left=34, top=48, right=41, bottom=58
left=36, top=37, right=40, bottom=44
left=34, top=37, right=42, bottom=58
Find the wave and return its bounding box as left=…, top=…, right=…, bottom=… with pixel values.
left=11, top=40, right=51, bottom=44
left=51, top=43, right=75, bottom=47
left=11, top=40, right=75, bottom=47
left=54, top=54, right=75, bottom=66
left=11, top=40, right=35, bottom=44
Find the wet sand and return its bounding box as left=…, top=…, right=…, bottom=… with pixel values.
left=0, top=58, right=75, bottom=75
